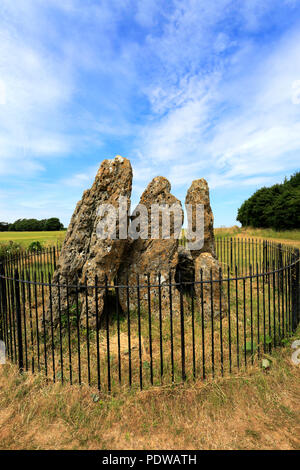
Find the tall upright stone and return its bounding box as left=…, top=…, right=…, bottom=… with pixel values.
left=118, top=177, right=184, bottom=316
left=194, top=252, right=226, bottom=318
left=185, top=179, right=226, bottom=318
left=49, top=155, right=132, bottom=326
left=185, top=178, right=215, bottom=258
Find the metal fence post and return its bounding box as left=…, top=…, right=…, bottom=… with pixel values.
left=0, top=263, right=7, bottom=347
left=0, top=264, right=3, bottom=342
left=278, top=243, right=283, bottom=293
left=14, top=269, right=24, bottom=372
left=296, top=248, right=299, bottom=328
left=297, top=249, right=300, bottom=327
left=263, top=240, right=267, bottom=272
left=291, top=249, right=300, bottom=332
left=178, top=272, right=186, bottom=381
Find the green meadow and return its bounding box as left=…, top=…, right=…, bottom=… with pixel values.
left=0, top=231, right=66, bottom=248
left=1, top=227, right=300, bottom=249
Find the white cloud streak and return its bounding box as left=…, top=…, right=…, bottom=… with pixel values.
left=133, top=1, right=300, bottom=194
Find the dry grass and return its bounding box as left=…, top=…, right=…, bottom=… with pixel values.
left=0, top=327, right=299, bottom=450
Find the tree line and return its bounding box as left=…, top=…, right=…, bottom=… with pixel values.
left=237, top=172, right=300, bottom=230
left=0, top=218, right=65, bottom=232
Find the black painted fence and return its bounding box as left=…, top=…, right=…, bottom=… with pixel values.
left=0, top=238, right=299, bottom=392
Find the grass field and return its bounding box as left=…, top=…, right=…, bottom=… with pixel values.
left=0, top=231, right=66, bottom=248
left=239, top=228, right=300, bottom=242
left=1, top=227, right=299, bottom=249
left=0, top=327, right=299, bottom=450
left=215, top=226, right=300, bottom=248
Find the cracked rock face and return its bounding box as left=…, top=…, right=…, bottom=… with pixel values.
left=49, top=155, right=132, bottom=326
left=194, top=252, right=227, bottom=319
left=48, top=159, right=226, bottom=327
left=185, top=178, right=215, bottom=258
left=118, top=176, right=184, bottom=317
left=184, top=179, right=226, bottom=318
left=175, top=246, right=195, bottom=295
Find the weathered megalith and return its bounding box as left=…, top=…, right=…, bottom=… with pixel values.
left=185, top=179, right=226, bottom=318
left=118, top=177, right=184, bottom=316
left=185, top=178, right=215, bottom=257
left=49, top=155, right=132, bottom=326
left=175, top=246, right=195, bottom=294
left=194, top=252, right=226, bottom=318
left=47, top=158, right=225, bottom=326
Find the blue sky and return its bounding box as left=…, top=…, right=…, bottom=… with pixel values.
left=0, top=0, right=300, bottom=228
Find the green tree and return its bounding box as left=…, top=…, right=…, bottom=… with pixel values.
left=237, top=172, right=300, bottom=230
left=43, top=218, right=64, bottom=231
left=8, top=217, right=64, bottom=232
left=0, top=222, right=9, bottom=232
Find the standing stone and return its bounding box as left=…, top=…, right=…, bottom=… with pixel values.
left=118, top=177, right=184, bottom=316
left=49, top=155, right=132, bottom=326
left=185, top=179, right=226, bottom=318
left=175, top=246, right=195, bottom=296
left=185, top=178, right=215, bottom=257
left=194, top=252, right=226, bottom=318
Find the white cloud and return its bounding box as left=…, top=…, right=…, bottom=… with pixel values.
left=0, top=79, right=6, bottom=105
left=62, top=166, right=98, bottom=187
left=208, top=30, right=300, bottom=182
left=134, top=9, right=300, bottom=191
left=292, top=80, right=300, bottom=105
left=0, top=3, right=76, bottom=177
left=0, top=0, right=137, bottom=178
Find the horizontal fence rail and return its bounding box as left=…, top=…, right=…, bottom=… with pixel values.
left=0, top=238, right=299, bottom=393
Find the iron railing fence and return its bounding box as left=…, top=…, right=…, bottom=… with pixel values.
left=0, top=237, right=296, bottom=282
left=0, top=238, right=299, bottom=393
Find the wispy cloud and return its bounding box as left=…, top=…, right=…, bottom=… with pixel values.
left=0, top=2, right=76, bottom=177
left=61, top=166, right=99, bottom=188
left=133, top=2, right=300, bottom=198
